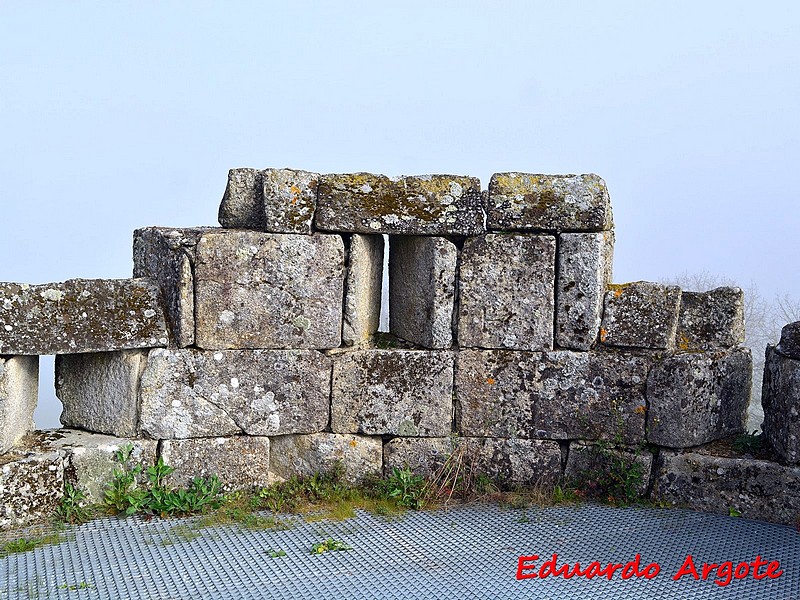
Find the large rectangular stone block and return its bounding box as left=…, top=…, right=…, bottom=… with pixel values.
left=676, top=287, right=745, bottom=351
left=315, top=173, right=484, bottom=235
left=761, top=345, right=800, bottom=464
left=458, top=234, right=555, bottom=351
left=600, top=282, right=681, bottom=349
left=342, top=234, right=384, bottom=347
left=0, top=279, right=169, bottom=355
left=139, top=348, right=331, bottom=439
left=455, top=350, right=648, bottom=445
left=556, top=232, right=614, bottom=350
left=647, top=348, right=751, bottom=448
left=389, top=236, right=456, bottom=349
left=269, top=433, right=382, bottom=484
left=193, top=231, right=345, bottom=349
left=486, top=173, right=613, bottom=232
left=331, top=350, right=453, bottom=437
left=0, top=355, right=38, bottom=453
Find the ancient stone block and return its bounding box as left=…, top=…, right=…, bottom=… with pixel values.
left=218, top=168, right=265, bottom=229
left=676, top=287, right=745, bottom=351
left=0, top=279, right=168, bottom=355
left=556, top=232, right=614, bottom=350
left=193, top=231, right=345, bottom=349
left=647, top=348, right=752, bottom=448
left=455, top=350, right=648, bottom=445
left=330, top=350, right=453, bottom=437
left=268, top=433, right=382, bottom=484
left=458, top=234, right=555, bottom=351
left=600, top=282, right=681, bottom=349
left=139, top=348, right=331, bottom=439
left=383, top=437, right=454, bottom=477
left=160, top=436, right=270, bottom=491
left=652, top=449, right=800, bottom=525
left=776, top=321, right=800, bottom=359
left=564, top=441, right=653, bottom=497
left=389, top=236, right=457, bottom=349
left=56, top=350, right=146, bottom=438
left=486, top=173, right=613, bottom=232
left=0, top=355, right=37, bottom=453
left=342, top=234, right=384, bottom=346
left=261, top=168, right=319, bottom=234
left=761, top=345, right=800, bottom=464
left=315, top=173, right=483, bottom=235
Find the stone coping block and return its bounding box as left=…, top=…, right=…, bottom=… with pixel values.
left=342, top=234, right=384, bottom=347
left=676, top=287, right=745, bottom=351
left=455, top=349, right=648, bottom=445
left=218, top=168, right=265, bottom=229
left=600, top=282, right=681, bottom=349
left=330, top=350, right=454, bottom=437
left=564, top=441, right=653, bottom=498
left=777, top=321, right=800, bottom=359
left=193, top=231, right=345, bottom=350
left=486, top=173, right=613, bottom=232
left=0, top=355, right=38, bottom=453
left=315, top=173, right=484, bottom=235
left=0, top=278, right=169, bottom=355
left=647, top=348, right=751, bottom=448
left=761, top=346, right=800, bottom=464
left=139, top=348, right=331, bottom=439
left=652, top=449, right=800, bottom=525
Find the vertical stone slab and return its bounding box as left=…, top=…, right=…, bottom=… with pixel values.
left=342, top=234, right=384, bottom=346
left=776, top=321, right=800, bottom=359
left=389, top=236, right=457, bottom=349
left=0, top=439, right=64, bottom=529
left=194, top=231, right=345, bottom=350
left=762, top=345, right=800, bottom=464
left=0, top=355, right=38, bottom=453
left=676, top=287, right=745, bottom=351
left=56, top=350, right=147, bottom=438
left=600, top=282, right=681, bottom=349
left=269, top=433, right=382, bottom=484
left=218, top=168, right=265, bottom=229
left=556, top=231, right=614, bottom=350
left=458, top=234, right=556, bottom=351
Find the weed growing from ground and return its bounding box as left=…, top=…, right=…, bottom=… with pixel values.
left=310, top=538, right=352, bottom=554
left=733, top=431, right=763, bottom=455
left=55, top=483, right=93, bottom=525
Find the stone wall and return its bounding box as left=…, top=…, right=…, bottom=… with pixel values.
left=1, top=168, right=795, bottom=529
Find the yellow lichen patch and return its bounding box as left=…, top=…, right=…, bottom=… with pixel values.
left=634, top=405, right=646, bottom=415
left=486, top=377, right=496, bottom=385
left=349, top=439, right=358, bottom=448
left=677, top=334, right=691, bottom=351
left=289, top=185, right=301, bottom=205
left=599, top=328, right=608, bottom=342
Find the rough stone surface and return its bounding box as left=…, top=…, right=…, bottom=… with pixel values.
left=0, top=355, right=38, bottom=453
left=139, top=348, right=331, bottom=439
left=268, top=433, right=382, bottom=484
left=676, top=287, right=745, bottom=351
left=342, top=234, right=384, bottom=346
left=389, top=236, right=457, bottom=349
left=160, top=436, right=271, bottom=491
left=486, top=173, right=613, bottom=232
left=556, top=232, right=614, bottom=350
left=315, top=173, right=484, bottom=235
left=455, top=350, right=649, bottom=445
left=56, top=350, right=147, bottom=438
left=383, top=437, right=454, bottom=478
left=564, top=441, right=653, bottom=497
left=458, top=234, right=555, bottom=351
left=762, top=345, right=800, bottom=464
left=194, top=231, right=345, bottom=349
left=218, top=168, right=265, bottom=229
left=600, top=282, right=681, bottom=349
left=133, top=227, right=214, bottom=348
left=331, top=350, right=453, bottom=437
left=776, top=321, right=800, bottom=359
left=652, top=449, right=800, bottom=525
left=647, top=348, right=752, bottom=448
left=261, top=168, right=319, bottom=234
left=0, top=278, right=169, bottom=355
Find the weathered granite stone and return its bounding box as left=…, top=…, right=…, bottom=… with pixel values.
left=647, top=348, right=752, bottom=448
left=600, top=282, right=681, bottom=349
left=389, top=236, right=457, bottom=349
left=160, top=436, right=271, bottom=491
left=652, top=449, right=800, bottom=525
left=269, top=433, right=382, bottom=484
left=342, top=234, right=384, bottom=346
left=762, top=345, right=800, bottom=464
left=0, top=279, right=168, bottom=355
left=458, top=234, right=555, bottom=351
left=331, top=350, right=453, bottom=436
left=261, top=168, right=319, bottom=234
left=383, top=437, right=454, bottom=477
left=486, top=173, right=613, bottom=232
left=455, top=350, right=648, bottom=445
left=676, top=287, right=745, bottom=351
left=0, top=355, right=38, bottom=453
left=218, top=168, right=265, bottom=229
left=194, top=231, right=345, bottom=349
left=139, top=348, right=331, bottom=439
left=133, top=227, right=214, bottom=348
left=315, top=173, right=484, bottom=235
left=564, top=441, right=653, bottom=497
left=556, top=232, right=615, bottom=350
left=776, top=321, right=800, bottom=359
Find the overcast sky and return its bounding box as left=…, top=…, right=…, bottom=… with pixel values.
left=1, top=2, right=798, bottom=428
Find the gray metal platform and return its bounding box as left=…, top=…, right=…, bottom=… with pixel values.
left=2, top=504, right=798, bottom=599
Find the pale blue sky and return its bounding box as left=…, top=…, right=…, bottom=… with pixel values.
left=1, top=2, right=798, bottom=427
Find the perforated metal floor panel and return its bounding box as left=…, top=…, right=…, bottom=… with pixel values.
left=2, top=504, right=798, bottom=599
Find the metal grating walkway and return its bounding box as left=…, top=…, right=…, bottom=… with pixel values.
left=2, top=504, right=798, bottom=599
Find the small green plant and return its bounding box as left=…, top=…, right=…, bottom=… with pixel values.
left=382, top=466, right=426, bottom=509
left=729, top=507, right=742, bottom=518
left=58, top=581, right=94, bottom=590
left=55, top=483, right=93, bottom=525
left=267, top=549, right=286, bottom=558
left=0, top=533, right=63, bottom=558
left=310, top=538, right=352, bottom=554
left=733, top=431, right=763, bottom=455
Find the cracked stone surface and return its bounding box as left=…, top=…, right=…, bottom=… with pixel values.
left=676, top=287, right=745, bottom=351
left=342, top=234, right=384, bottom=346
left=268, top=433, right=382, bottom=484
left=600, top=282, right=681, bottom=349
left=762, top=345, right=800, bottom=464
left=0, top=355, right=37, bottom=454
